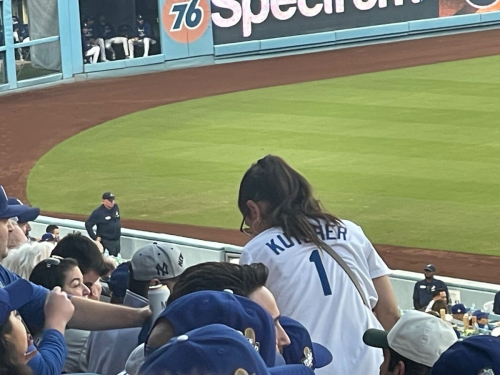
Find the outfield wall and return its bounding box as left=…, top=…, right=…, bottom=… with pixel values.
left=1, top=0, right=500, bottom=92
left=31, top=215, right=500, bottom=312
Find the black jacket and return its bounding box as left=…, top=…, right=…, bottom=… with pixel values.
left=413, top=278, right=449, bottom=310
left=85, top=204, right=121, bottom=241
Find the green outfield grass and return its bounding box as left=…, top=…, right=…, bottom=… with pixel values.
left=27, top=55, right=500, bottom=254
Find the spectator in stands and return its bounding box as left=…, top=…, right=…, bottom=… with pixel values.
left=51, top=232, right=109, bottom=300
left=140, top=324, right=314, bottom=375
left=0, top=185, right=152, bottom=375
left=7, top=218, right=28, bottom=250
left=29, top=257, right=90, bottom=373
left=97, top=15, right=129, bottom=60
left=0, top=279, right=75, bottom=375
left=85, top=191, right=121, bottom=256
left=363, top=310, right=457, bottom=375
left=451, top=303, right=469, bottom=321
left=494, top=291, right=500, bottom=315
left=81, top=23, right=100, bottom=64
left=86, top=243, right=185, bottom=375
left=147, top=291, right=281, bottom=367
left=472, top=310, right=493, bottom=330
left=425, top=289, right=448, bottom=312
left=45, top=225, right=59, bottom=242
left=429, top=299, right=448, bottom=317
left=236, top=155, right=399, bottom=375
left=2, top=242, right=55, bottom=279
left=39, top=233, right=57, bottom=244
left=128, top=15, right=155, bottom=58
left=7, top=198, right=40, bottom=242
left=167, top=262, right=290, bottom=351
left=431, top=335, right=500, bottom=375
left=413, top=264, right=449, bottom=311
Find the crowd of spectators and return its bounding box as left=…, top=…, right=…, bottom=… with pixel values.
left=81, top=14, right=156, bottom=64
left=0, top=155, right=499, bottom=375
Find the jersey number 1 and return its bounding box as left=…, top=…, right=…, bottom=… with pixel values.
left=309, top=250, right=332, bottom=296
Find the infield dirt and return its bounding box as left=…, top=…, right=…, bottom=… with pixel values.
left=2, top=28, right=500, bottom=283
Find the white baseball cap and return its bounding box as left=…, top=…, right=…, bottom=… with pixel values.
left=131, top=243, right=185, bottom=281
left=363, top=310, right=457, bottom=367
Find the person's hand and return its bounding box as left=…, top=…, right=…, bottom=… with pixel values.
left=94, top=239, right=104, bottom=253
left=96, top=236, right=101, bottom=242
left=44, top=287, right=75, bottom=334
left=89, top=280, right=102, bottom=301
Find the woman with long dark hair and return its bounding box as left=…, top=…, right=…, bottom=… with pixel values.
left=238, top=155, right=399, bottom=375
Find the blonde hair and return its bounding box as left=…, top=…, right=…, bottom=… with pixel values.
left=1, top=242, right=55, bottom=279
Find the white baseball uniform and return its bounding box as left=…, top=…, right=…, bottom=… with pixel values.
left=240, top=219, right=391, bottom=375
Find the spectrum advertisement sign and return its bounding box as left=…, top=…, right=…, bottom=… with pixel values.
left=162, top=0, right=500, bottom=45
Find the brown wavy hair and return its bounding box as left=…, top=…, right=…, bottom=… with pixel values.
left=0, top=315, right=33, bottom=375
left=238, top=155, right=342, bottom=247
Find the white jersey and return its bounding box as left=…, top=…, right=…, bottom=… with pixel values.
left=240, top=219, right=391, bottom=375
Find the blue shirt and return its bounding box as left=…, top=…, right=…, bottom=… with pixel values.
left=0, top=265, right=67, bottom=375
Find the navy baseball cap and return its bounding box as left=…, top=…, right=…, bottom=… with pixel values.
left=451, top=303, right=469, bottom=315
left=0, top=187, right=32, bottom=220
left=40, top=233, right=56, bottom=242
left=432, top=336, right=500, bottom=375
left=472, top=310, right=489, bottom=320
left=146, top=290, right=277, bottom=367
left=102, top=191, right=115, bottom=200
left=140, top=324, right=314, bottom=375
left=108, top=261, right=130, bottom=299
left=137, top=14, right=144, bottom=20
left=0, top=279, right=34, bottom=326
left=280, top=316, right=332, bottom=369
left=424, top=264, right=436, bottom=272
left=7, top=198, right=40, bottom=223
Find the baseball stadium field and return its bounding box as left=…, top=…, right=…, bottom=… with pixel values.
left=3, top=28, right=500, bottom=282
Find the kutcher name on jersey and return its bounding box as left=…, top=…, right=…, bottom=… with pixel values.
left=265, top=223, right=348, bottom=255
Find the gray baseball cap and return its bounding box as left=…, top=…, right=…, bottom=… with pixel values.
left=131, top=243, right=185, bottom=281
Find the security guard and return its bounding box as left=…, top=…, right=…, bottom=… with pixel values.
left=412, top=264, right=449, bottom=310
left=85, top=192, right=121, bottom=256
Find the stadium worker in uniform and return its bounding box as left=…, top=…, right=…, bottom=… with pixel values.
left=128, top=14, right=155, bottom=58
left=237, top=155, right=400, bottom=375
left=413, top=264, right=449, bottom=311
left=85, top=191, right=121, bottom=256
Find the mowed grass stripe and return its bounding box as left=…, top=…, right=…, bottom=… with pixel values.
left=28, top=55, right=500, bottom=254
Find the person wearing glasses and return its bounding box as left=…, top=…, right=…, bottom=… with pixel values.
left=30, top=257, right=91, bottom=373
left=237, top=155, right=400, bottom=375
left=0, top=278, right=75, bottom=375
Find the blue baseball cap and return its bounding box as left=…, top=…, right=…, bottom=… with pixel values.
left=0, top=186, right=32, bottom=220
left=108, top=261, right=130, bottom=299
left=472, top=310, right=489, bottom=320
left=432, top=336, right=500, bottom=375
left=40, top=233, right=56, bottom=242
left=140, top=324, right=315, bottom=375
left=7, top=197, right=40, bottom=223
left=146, top=290, right=277, bottom=367
left=280, top=316, right=332, bottom=369
left=0, top=279, right=34, bottom=326
left=451, top=303, right=469, bottom=315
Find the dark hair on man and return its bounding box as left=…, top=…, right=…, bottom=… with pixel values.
left=46, top=225, right=59, bottom=234
left=388, top=348, right=431, bottom=375
left=168, top=262, right=269, bottom=304
left=238, top=155, right=342, bottom=248
left=0, top=317, right=34, bottom=375
left=51, top=233, right=108, bottom=276
left=29, top=258, right=79, bottom=290
left=431, top=300, right=448, bottom=314
left=432, top=289, right=445, bottom=298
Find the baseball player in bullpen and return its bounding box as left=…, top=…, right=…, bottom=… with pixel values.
left=85, top=192, right=121, bottom=256
left=237, top=155, right=400, bottom=375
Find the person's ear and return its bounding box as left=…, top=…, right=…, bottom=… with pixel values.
left=246, top=200, right=261, bottom=222
left=392, top=360, right=405, bottom=375
left=149, top=278, right=161, bottom=287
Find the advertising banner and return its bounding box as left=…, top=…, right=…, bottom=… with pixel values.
left=206, top=0, right=500, bottom=45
